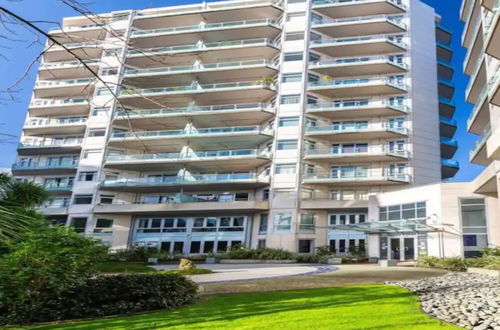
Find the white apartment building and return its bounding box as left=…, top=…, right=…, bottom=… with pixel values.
left=16, top=0, right=494, bottom=261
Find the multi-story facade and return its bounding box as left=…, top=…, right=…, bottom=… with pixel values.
left=13, top=0, right=465, bottom=256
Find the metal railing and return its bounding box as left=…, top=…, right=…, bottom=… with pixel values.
left=18, top=138, right=83, bottom=148
left=107, top=149, right=271, bottom=162
left=311, top=34, right=407, bottom=49
left=303, top=171, right=411, bottom=182
left=40, top=59, right=100, bottom=69
left=35, top=78, right=95, bottom=88
left=310, top=55, right=407, bottom=70
left=131, top=18, right=280, bottom=37
left=307, top=98, right=409, bottom=113
left=25, top=117, right=87, bottom=127
left=30, top=98, right=88, bottom=107
left=305, top=123, right=408, bottom=135
left=469, top=126, right=492, bottom=160
left=12, top=161, right=78, bottom=170
left=312, top=14, right=406, bottom=29
left=308, top=76, right=407, bottom=90
left=102, top=173, right=266, bottom=187
left=110, top=125, right=271, bottom=139
left=304, top=147, right=408, bottom=158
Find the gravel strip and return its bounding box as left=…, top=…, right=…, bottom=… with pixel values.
left=387, top=273, right=500, bottom=329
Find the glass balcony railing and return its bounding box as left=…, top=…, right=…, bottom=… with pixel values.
left=309, top=56, right=407, bottom=70
left=470, top=126, right=492, bottom=159
left=25, top=117, right=87, bottom=127
left=305, top=123, right=408, bottom=135
left=107, top=149, right=271, bottom=162
left=441, top=159, right=459, bottom=168
left=124, top=59, right=277, bottom=76
left=312, top=15, right=406, bottom=29
left=103, top=173, right=266, bottom=187
left=307, top=99, right=409, bottom=113
left=111, top=126, right=271, bottom=140
left=439, top=97, right=455, bottom=107
left=440, top=137, right=458, bottom=148
left=131, top=18, right=280, bottom=37
left=30, top=98, right=89, bottom=108
left=303, top=171, right=410, bottom=182
left=467, top=85, right=489, bottom=129
left=127, top=38, right=279, bottom=56
left=35, top=78, right=95, bottom=88
left=40, top=59, right=100, bottom=69
left=439, top=116, right=457, bottom=127
left=119, top=80, right=274, bottom=97
left=12, top=162, right=78, bottom=171
left=312, top=0, right=406, bottom=9
left=44, top=184, right=74, bottom=191
left=49, top=24, right=104, bottom=32
left=47, top=42, right=101, bottom=51
left=308, top=76, right=407, bottom=90
left=311, top=35, right=407, bottom=49
left=115, top=103, right=274, bottom=119
left=304, top=147, right=408, bottom=158
left=18, top=138, right=83, bottom=148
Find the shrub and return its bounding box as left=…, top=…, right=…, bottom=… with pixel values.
left=0, top=226, right=108, bottom=325
left=179, top=258, right=196, bottom=271
left=466, top=255, right=500, bottom=270
left=482, top=246, right=500, bottom=257
left=295, top=254, right=321, bottom=263
left=0, top=273, right=198, bottom=325
left=315, top=245, right=333, bottom=256
left=224, top=247, right=297, bottom=260
left=418, top=256, right=467, bottom=272
left=417, top=256, right=441, bottom=268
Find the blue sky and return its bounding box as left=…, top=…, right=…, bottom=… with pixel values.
left=0, top=0, right=483, bottom=181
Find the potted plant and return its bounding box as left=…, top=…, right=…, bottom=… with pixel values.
left=255, top=76, right=275, bottom=86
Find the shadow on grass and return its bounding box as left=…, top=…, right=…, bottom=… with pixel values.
left=28, top=285, right=458, bottom=330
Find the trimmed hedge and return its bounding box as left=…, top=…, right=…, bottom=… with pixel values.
left=0, top=273, right=198, bottom=325
left=222, top=247, right=297, bottom=260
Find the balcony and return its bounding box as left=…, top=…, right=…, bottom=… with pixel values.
left=44, top=42, right=102, bottom=62
left=309, top=56, right=407, bottom=77
left=312, top=0, right=406, bottom=18
left=469, top=126, right=491, bottom=165
left=17, top=138, right=83, bottom=156
left=312, top=15, right=406, bottom=38
left=48, top=24, right=106, bottom=43
left=28, top=98, right=90, bottom=116
left=303, top=147, right=409, bottom=163
left=490, top=72, right=500, bottom=107
left=437, top=59, right=454, bottom=81
left=440, top=137, right=458, bottom=159
left=34, top=78, right=96, bottom=98
left=436, top=41, right=453, bottom=63
left=465, top=59, right=486, bottom=104
left=467, top=86, right=491, bottom=134
left=484, top=0, right=500, bottom=59
left=302, top=171, right=411, bottom=186
left=310, top=35, right=407, bottom=57
left=100, top=173, right=270, bottom=193
left=125, top=38, right=280, bottom=67
left=133, top=0, right=283, bottom=30
left=308, top=76, right=407, bottom=98
left=438, top=78, right=455, bottom=100
left=306, top=99, right=409, bottom=119
left=44, top=183, right=74, bottom=194
left=439, top=97, right=456, bottom=118
left=39, top=59, right=100, bottom=80
left=118, top=81, right=276, bottom=108
left=12, top=161, right=78, bottom=176
left=300, top=198, right=368, bottom=210
left=114, top=103, right=275, bottom=130
left=441, top=159, right=459, bottom=180
left=105, top=149, right=272, bottom=171
left=23, top=117, right=87, bottom=135
left=109, top=126, right=273, bottom=151
left=304, top=123, right=408, bottom=141
left=462, top=22, right=484, bottom=75
left=129, top=18, right=281, bottom=48
left=439, top=116, right=457, bottom=139
left=123, top=60, right=279, bottom=88
left=471, top=161, right=499, bottom=196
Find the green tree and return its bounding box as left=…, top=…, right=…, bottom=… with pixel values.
left=0, top=225, right=107, bottom=324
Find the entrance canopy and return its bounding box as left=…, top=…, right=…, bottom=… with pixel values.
left=329, top=219, right=450, bottom=234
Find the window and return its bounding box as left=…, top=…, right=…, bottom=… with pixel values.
left=275, top=163, right=296, bottom=175
left=277, top=139, right=298, bottom=150
left=460, top=198, right=488, bottom=257
left=88, top=128, right=106, bottom=137
left=263, top=188, right=270, bottom=200
left=379, top=201, right=426, bottom=221
left=71, top=217, right=87, bottom=233
left=91, top=107, right=110, bottom=116
left=463, top=235, right=477, bottom=247
left=282, top=73, right=302, bottom=83
left=259, top=214, right=268, bottom=234
left=104, top=171, right=119, bottom=181
left=274, top=213, right=292, bottom=233
left=284, top=52, right=303, bottom=62
left=190, top=241, right=201, bottom=254
left=217, top=241, right=228, bottom=252
left=173, top=242, right=184, bottom=253
left=286, top=12, right=305, bottom=22
left=78, top=171, right=97, bottom=181
left=99, top=194, right=114, bottom=204
left=257, top=239, right=266, bottom=249
left=204, top=241, right=214, bottom=253
left=285, top=33, right=304, bottom=41
left=103, top=48, right=121, bottom=57
left=280, top=94, right=301, bottom=104
left=94, top=218, right=113, bottom=234
left=279, top=116, right=299, bottom=127
left=298, top=240, right=312, bottom=253
left=101, top=67, right=119, bottom=76
left=309, top=52, right=321, bottom=62
left=308, top=73, right=319, bottom=83
left=310, top=32, right=321, bottom=42
left=299, top=214, right=315, bottom=233
left=73, top=194, right=93, bottom=205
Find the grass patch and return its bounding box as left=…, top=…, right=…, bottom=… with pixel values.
left=96, top=262, right=213, bottom=275
left=26, top=285, right=458, bottom=329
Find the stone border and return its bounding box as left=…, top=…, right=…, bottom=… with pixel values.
left=195, top=265, right=338, bottom=284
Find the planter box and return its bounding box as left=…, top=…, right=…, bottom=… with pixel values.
left=147, top=257, right=158, bottom=265
left=467, top=267, right=500, bottom=277
left=205, top=257, right=216, bottom=264
left=327, top=258, right=342, bottom=265
left=219, top=259, right=296, bottom=264
left=379, top=259, right=398, bottom=267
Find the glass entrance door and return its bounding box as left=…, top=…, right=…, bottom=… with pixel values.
left=404, top=238, right=415, bottom=260
left=390, top=238, right=401, bottom=260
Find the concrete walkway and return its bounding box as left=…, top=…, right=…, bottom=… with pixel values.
left=152, top=263, right=332, bottom=283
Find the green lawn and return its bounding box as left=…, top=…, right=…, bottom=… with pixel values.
left=27, top=285, right=459, bottom=330
left=96, top=261, right=213, bottom=275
